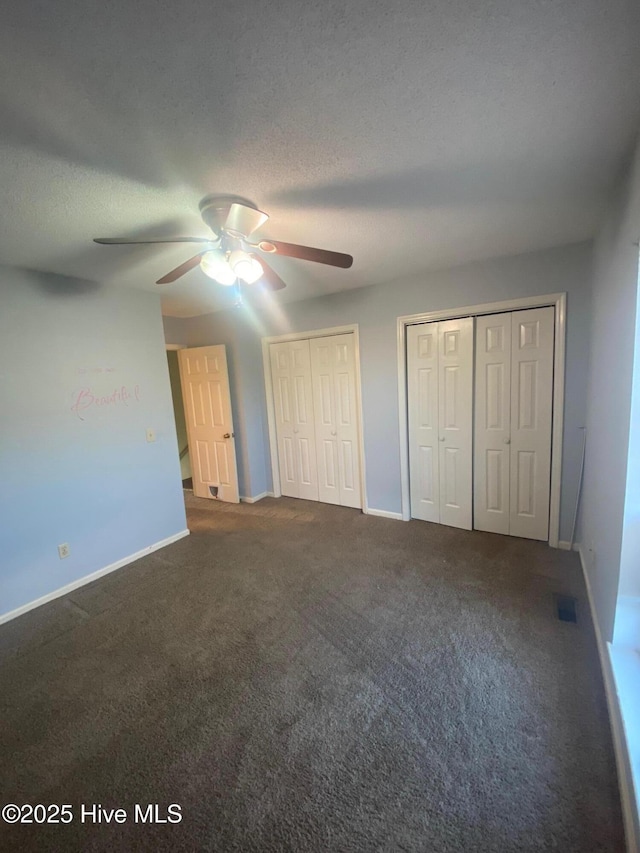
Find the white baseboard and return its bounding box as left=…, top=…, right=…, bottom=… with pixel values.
left=577, top=543, right=639, bottom=853
left=239, top=492, right=273, bottom=504
left=0, top=529, right=190, bottom=627
left=365, top=507, right=404, bottom=521
left=557, top=540, right=581, bottom=552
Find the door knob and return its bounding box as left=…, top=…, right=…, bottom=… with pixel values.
left=293, top=427, right=299, bottom=434
left=439, top=436, right=445, bottom=442
left=223, top=432, right=234, bottom=439
left=504, top=437, right=511, bottom=445
left=331, top=430, right=337, bottom=436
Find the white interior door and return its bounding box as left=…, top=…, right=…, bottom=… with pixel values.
left=408, top=318, right=473, bottom=528
left=310, top=334, right=362, bottom=508
left=407, top=323, right=440, bottom=522
left=270, top=340, right=319, bottom=501
left=438, top=318, right=473, bottom=530
left=474, top=313, right=512, bottom=534
left=178, top=345, right=239, bottom=503
left=509, top=307, right=554, bottom=540
left=474, top=307, right=555, bottom=540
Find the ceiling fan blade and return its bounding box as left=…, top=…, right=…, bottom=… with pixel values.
left=255, top=239, right=353, bottom=269
left=156, top=252, right=206, bottom=284
left=94, top=237, right=215, bottom=245
left=252, top=255, right=286, bottom=291
left=224, top=203, right=269, bottom=237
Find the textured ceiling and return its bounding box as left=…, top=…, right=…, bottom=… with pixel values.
left=1, top=0, right=640, bottom=317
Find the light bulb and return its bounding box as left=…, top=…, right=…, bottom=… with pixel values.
left=229, top=250, right=263, bottom=284
left=200, top=250, right=236, bottom=286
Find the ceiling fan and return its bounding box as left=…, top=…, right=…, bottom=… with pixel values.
left=94, top=194, right=353, bottom=292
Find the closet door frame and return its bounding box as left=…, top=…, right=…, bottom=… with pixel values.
left=397, top=293, right=567, bottom=548
left=262, top=324, right=368, bottom=511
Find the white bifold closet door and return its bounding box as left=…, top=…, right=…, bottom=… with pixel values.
left=474, top=307, right=554, bottom=540
left=270, top=340, right=319, bottom=500
left=270, top=334, right=361, bottom=507
left=407, top=318, right=473, bottom=530
left=309, top=335, right=362, bottom=508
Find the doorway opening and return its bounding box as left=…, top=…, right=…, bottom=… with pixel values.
left=166, top=348, right=192, bottom=491
left=166, top=343, right=240, bottom=504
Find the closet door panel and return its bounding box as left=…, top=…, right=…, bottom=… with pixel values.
left=270, top=340, right=319, bottom=500
left=281, top=435, right=296, bottom=492
left=270, top=342, right=298, bottom=498
left=310, top=334, right=362, bottom=508
left=407, top=323, right=440, bottom=522
left=289, top=340, right=319, bottom=501
left=438, top=318, right=473, bottom=530
left=310, top=338, right=340, bottom=505
left=298, top=436, right=315, bottom=490
left=333, top=335, right=362, bottom=508
left=474, top=313, right=512, bottom=534
left=509, top=307, right=554, bottom=540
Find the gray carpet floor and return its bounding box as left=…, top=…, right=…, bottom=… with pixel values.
left=0, top=494, right=624, bottom=852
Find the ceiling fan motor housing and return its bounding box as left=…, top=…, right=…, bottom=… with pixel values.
left=199, top=194, right=259, bottom=237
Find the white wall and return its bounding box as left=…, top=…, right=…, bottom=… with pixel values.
left=0, top=268, right=187, bottom=619
left=579, top=133, right=640, bottom=642
left=167, top=241, right=592, bottom=535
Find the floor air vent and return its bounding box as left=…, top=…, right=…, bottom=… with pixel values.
left=555, top=594, right=578, bottom=624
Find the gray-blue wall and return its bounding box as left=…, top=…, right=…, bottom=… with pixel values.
left=1, top=268, right=187, bottom=618
left=166, top=241, right=593, bottom=540
left=579, top=132, right=640, bottom=642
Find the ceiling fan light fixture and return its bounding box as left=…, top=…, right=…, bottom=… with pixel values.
left=229, top=250, right=263, bottom=284
left=200, top=250, right=236, bottom=285
left=94, top=196, right=353, bottom=290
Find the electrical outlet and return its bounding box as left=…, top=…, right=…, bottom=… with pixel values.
left=58, top=543, right=70, bottom=559
left=146, top=428, right=156, bottom=443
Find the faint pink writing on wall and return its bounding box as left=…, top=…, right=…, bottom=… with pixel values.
left=71, top=385, right=141, bottom=421
left=77, top=367, right=116, bottom=375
